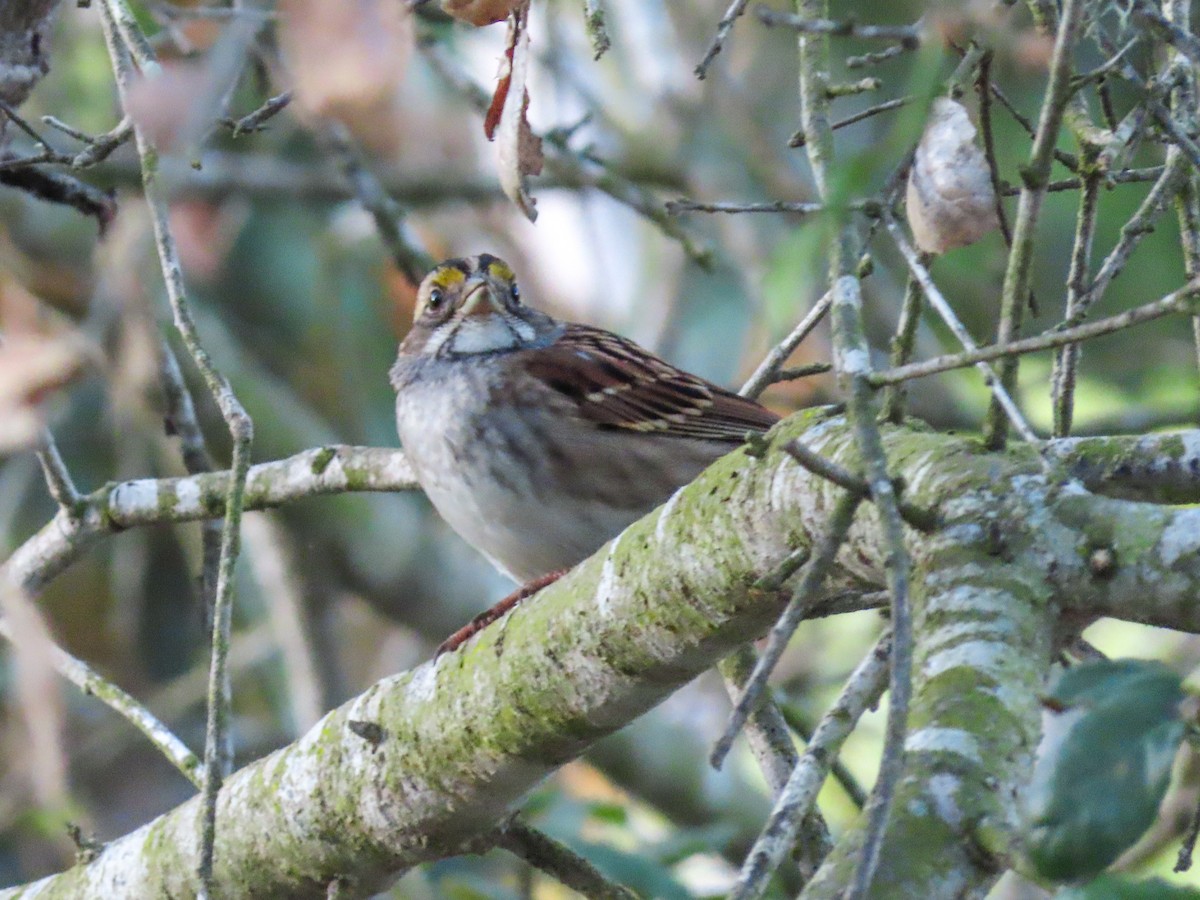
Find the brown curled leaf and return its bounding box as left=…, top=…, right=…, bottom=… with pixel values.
left=492, top=2, right=542, bottom=221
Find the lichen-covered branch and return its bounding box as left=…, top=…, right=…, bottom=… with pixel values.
left=5, top=410, right=1200, bottom=897
left=1, top=446, right=418, bottom=594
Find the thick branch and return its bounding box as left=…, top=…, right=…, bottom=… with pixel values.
left=4, top=413, right=1200, bottom=897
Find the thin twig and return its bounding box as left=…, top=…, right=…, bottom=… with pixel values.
left=718, top=646, right=800, bottom=791
left=754, top=8, right=921, bottom=44
left=497, top=820, right=638, bottom=900
left=984, top=0, right=1087, bottom=449
left=788, top=96, right=910, bottom=148
left=667, top=197, right=878, bottom=215
left=97, top=7, right=255, bottom=896
left=829, top=276, right=913, bottom=900
left=729, top=632, right=892, bottom=900
left=881, top=270, right=925, bottom=423
left=711, top=489, right=862, bottom=771
left=35, top=441, right=81, bottom=514
left=0, top=617, right=202, bottom=786
left=1075, top=156, right=1190, bottom=329
left=846, top=42, right=914, bottom=69
left=160, top=341, right=223, bottom=618
left=881, top=209, right=1040, bottom=442
left=740, top=291, right=833, bottom=399
left=976, top=53, right=1014, bottom=248
left=1176, top=796, right=1200, bottom=872
left=998, top=166, right=1165, bottom=195
left=718, top=645, right=833, bottom=880
left=776, top=700, right=868, bottom=808
left=775, top=360, right=832, bottom=381
left=869, top=281, right=1200, bottom=386
left=783, top=440, right=935, bottom=530
left=323, top=123, right=431, bottom=285
left=1131, top=0, right=1200, bottom=70
left=696, top=0, right=752, bottom=79
left=221, top=90, right=293, bottom=137
left=1051, top=166, right=1101, bottom=437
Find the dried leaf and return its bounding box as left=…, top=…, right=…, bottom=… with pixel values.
left=491, top=3, right=542, bottom=222
left=0, top=334, right=87, bottom=453
left=279, top=0, right=413, bottom=155
left=441, top=0, right=522, bottom=27
left=126, top=63, right=209, bottom=150
left=905, top=97, right=999, bottom=254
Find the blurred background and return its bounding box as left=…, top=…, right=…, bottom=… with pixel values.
left=1, top=0, right=1199, bottom=896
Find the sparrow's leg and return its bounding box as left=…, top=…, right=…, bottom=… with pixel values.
left=435, top=569, right=567, bottom=656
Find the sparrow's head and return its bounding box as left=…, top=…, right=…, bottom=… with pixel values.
left=398, top=254, right=560, bottom=359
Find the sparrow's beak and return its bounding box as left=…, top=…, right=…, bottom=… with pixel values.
left=459, top=277, right=504, bottom=318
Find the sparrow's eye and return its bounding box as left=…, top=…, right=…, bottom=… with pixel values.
left=509, top=282, right=521, bottom=304
left=427, top=287, right=445, bottom=311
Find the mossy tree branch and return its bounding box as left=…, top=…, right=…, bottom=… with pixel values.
left=6, top=411, right=1200, bottom=898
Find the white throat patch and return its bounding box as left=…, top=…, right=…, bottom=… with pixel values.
left=439, top=315, right=537, bottom=355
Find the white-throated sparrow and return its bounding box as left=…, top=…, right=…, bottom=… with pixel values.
left=390, top=254, right=779, bottom=649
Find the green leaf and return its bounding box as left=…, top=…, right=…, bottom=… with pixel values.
left=1056, top=875, right=1200, bottom=899
left=1024, top=659, right=1187, bottom=882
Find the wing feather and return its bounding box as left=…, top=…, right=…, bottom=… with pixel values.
left=520, top=325, right=779, bottom=442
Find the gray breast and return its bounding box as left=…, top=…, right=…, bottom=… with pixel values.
left=393, top=355, right=731, bottom=582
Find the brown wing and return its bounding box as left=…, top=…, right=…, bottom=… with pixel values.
left=520, top=324, right=779, bottom=442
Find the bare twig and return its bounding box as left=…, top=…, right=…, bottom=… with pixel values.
left=667, top=197, right=878, bottom=215
left=998, top=166, right=1166, bottom=195
left=711, top=489, right=863, bottom=771
left=829, top=276, right=913, bottom=900
left=497, top=820, right=638, bottom=900
left=788, top=96, right=911, bottom=148
left=695, top=0, right=752, bottom=79
left=1066, top=154, right=1191, bottom=328
left=784, top=440, right=935, bottom=530
left=729, top=632, right=891, bottom=900
left=97, top=6, right=255, bottom=895
left=323, top=123, right=432, bottom=285
left=870, top=281, right=1200, bottom=386
left=847, top=42, right=915, bottom=69
left=984, top=0, right=1087, bottom=449
left=2, top=446, right=419, bottom=595
left=0, top=617, right=202, bottom=787
left=739, top=290, right=833, bottom=399
left=881, top=270, right=925, bottom=423
left=221, top=90, right=293, bottom=137
left=754, top=8, right=921, bottom=44
left=882, top=209, right=1040, bottom=442
left=718, top=645, right=833, bottom=880
left=775, top=360, right=832, bottom=381
left=1051, top=166, right=1101, bottom=437
left=160, top=341, right=223, bottom=618
left=776, top=699, right=868, bottom=807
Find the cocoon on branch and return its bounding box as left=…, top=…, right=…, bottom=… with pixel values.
left=905, top=97, right=1000, bottom=254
